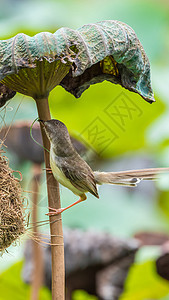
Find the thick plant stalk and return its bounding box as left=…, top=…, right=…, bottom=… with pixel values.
left=31, top=164, right=44, bottom=300
left=35, top=97, right=64, bottom=300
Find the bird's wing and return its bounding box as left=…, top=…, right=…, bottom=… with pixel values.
left=59, top=159, right=99, bottom=198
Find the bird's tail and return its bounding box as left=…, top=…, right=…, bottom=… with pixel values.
left=94, top=167, right=169, bottom=187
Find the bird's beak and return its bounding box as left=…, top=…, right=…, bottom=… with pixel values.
left=38, top=119, right=45, bottom=126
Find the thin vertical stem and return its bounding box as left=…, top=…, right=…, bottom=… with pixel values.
left=30, top=164, right=44, bottom=300
left=35, top=97, right=65, bottom=300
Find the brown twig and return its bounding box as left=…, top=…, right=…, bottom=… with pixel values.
left=30, top=164, right=44, bottom=300
left=35, top=97, right=65, bottom=300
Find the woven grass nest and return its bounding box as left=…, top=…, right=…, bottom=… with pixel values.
left=0, top=150, right=26, bottom=251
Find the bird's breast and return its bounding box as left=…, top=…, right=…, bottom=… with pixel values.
left=50, top=151, right=82, bottom=196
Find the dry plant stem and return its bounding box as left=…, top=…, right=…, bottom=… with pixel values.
left=31, top=164, right=44, bottom=300
left=35, top=97, right=65, bottom=300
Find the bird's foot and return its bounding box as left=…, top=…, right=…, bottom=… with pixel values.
left=46, top=207, right=64, bottom=216
left=46, top=197, right=86, bottom=216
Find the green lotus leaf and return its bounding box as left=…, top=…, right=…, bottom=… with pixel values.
left=0, top=20, right=154, bottom=103
left=60, top=21, right=155, bottom=103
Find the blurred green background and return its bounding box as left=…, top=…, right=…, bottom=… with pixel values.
left=1, top=0, right=169, bottom=299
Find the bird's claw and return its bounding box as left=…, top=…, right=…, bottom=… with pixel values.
left=46, top=207, right=63, bottom=216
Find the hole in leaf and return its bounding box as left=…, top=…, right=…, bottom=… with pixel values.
left=69, top=44, right=79, bottom=55
left=100, top=56, right=119, bottom=77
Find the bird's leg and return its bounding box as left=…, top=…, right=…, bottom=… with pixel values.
left=46, top=194, right=87, bottom=215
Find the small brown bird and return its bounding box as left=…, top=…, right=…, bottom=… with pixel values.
left=39, top=119, right=169, bottom=215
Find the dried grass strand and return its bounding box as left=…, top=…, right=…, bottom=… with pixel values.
left=0, top=150, right=27, bottom=251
